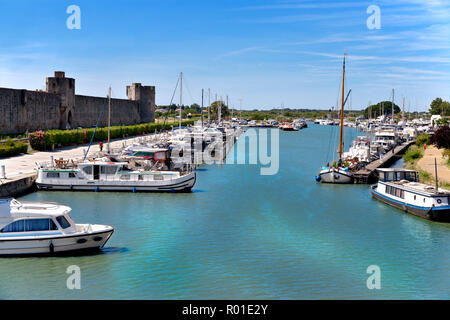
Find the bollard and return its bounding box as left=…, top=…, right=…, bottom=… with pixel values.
left=1, top=165, right=6, bottom=179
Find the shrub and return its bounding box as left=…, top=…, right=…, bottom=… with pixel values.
left=415, top=133, right=429, bottom=147
left=0, top=141, right=28, bottom=158
left=430, top=126, right=450, bottom=149
left=29, top=131, right=46, bottom=151
left=403, top=145, right=423, bottom=163
left=28, top=120, right=195, bottom=151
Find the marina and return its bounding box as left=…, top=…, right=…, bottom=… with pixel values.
left=0, top=0, right=449, bottom=305
left=1, top=125, right=449, bottom=299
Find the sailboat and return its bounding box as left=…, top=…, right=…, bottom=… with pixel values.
left=316, top=52, right=354, bottom=184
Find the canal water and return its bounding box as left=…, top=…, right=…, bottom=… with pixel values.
left=1, top=124, right=449, bottom=299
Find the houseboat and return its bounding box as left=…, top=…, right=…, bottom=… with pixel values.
left=0, top=198, right=114, bottom=255
left=371, top=168, right=450, bottom=221
left=36, top=159, right=196, bottom=192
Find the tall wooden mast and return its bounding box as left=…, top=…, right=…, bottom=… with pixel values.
left=338, top=51, right=346, bottom=159
left=107, top=86, right=111, bottom=153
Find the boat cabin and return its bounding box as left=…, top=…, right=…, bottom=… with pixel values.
left=122, top=147, right=169, bottom=162
left=0, top=198, right=75, bottom=235
left=377, top=168, right=418, bottom=183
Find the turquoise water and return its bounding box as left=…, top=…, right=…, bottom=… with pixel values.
left=1, top=124, right=449, bottom=299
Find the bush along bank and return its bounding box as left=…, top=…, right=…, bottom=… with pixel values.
left=403, top=133, right=429, bottom=165
left=0, top=140, right=28, bottom=158
left=29, top=120, right=195, bottom=151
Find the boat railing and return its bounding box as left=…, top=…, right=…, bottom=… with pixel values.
left=37, top=159, right=79, bottom=170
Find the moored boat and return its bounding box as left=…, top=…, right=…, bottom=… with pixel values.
left=371, top=168, right=450, bottom=221
left=280, top=123, right=298, bottom=131
left=318, top=166, right=354, bottom=184
left=36, top=159, right=196, bottom=192
left=0, top=198, right=114, bottom=256
left=316, top=51, right=354, bottom=184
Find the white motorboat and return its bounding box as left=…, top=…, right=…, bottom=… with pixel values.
left=371, top=168, right=450, bottom=221
left=343, top=136, right=372, bottom=163
left=36, top=160, right=196, bottom=192
left=0, top=198, right=114, bottom=255
left=372, top=127, right=400, bottom=151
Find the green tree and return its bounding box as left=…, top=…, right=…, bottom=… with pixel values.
left=210, top=101, right=230, bottom=120
left=363, top=101, right=400, bottom=119
left=190, top=103, right=201, bottom=112
left=429, top=98, right=450, bottom=116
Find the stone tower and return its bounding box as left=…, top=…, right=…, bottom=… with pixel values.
left=126, top=83, right=155, bottom=123
left=46, top=71, right=75, bottom=129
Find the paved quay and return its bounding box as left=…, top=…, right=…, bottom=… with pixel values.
left=0, top=134, right=159, bottom=179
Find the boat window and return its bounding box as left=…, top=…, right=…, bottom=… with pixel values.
left=1, top=220, right=25, bottom=233
left=385, top=172, right=395, bottom=181
left=101, top=166, right=117, bottom=175
left=24, top=219, right=58, bottom=232
left=401, top=171, right=417, bottom=182
left=47, top=172, right=60, bottom=178
left=120, top=175, right=130, bottom=180
left=385, top=185, right=405, bottom=199
left=56, top=216, right=71, bottom=229
left=138, top=175, right=144, bottom=181
left=69, top=172, right=76, bottom=178
left=154, top=175, right=164, bottom=181
left=2, top=219, right=58, bottom=233
left=83, top=166, right=93, bottom=175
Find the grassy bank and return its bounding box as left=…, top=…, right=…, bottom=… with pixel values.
left=402, top=133, right=428, bottom=164
left=401, top=133, right=450, bottom=190
left=405, top=161, right=450, bottom=190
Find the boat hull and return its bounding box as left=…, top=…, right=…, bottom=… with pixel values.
left=371, top=185, right=450, bottom=222
left=319, top=168, right=353, bottom=184
left=0, top=229, right=114, bottom=256
left=36, top=172, right=196, bottom=193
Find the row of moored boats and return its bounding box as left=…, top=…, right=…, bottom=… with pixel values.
left=0, top=122, right=244, bottom=256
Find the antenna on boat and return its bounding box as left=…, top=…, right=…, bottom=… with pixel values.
left=435, top=157, right=439, bottom=193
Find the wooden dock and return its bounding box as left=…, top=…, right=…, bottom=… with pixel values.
left=353, top=140, right=415, bottom=184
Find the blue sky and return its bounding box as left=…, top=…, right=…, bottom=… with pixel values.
left=0, top=0, right=449, bottom=111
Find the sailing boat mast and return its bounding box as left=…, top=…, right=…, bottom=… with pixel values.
left=338, top=52, right=346, bottom=159
left=391, top=88, right=395, bottom=124
left=208, top=88, right=211, bottom=124
left=107, top=86, right=111, bottom=154
left=201, top=88, right=204, bottom=129
left=179, top=72, right=183, bottom=129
